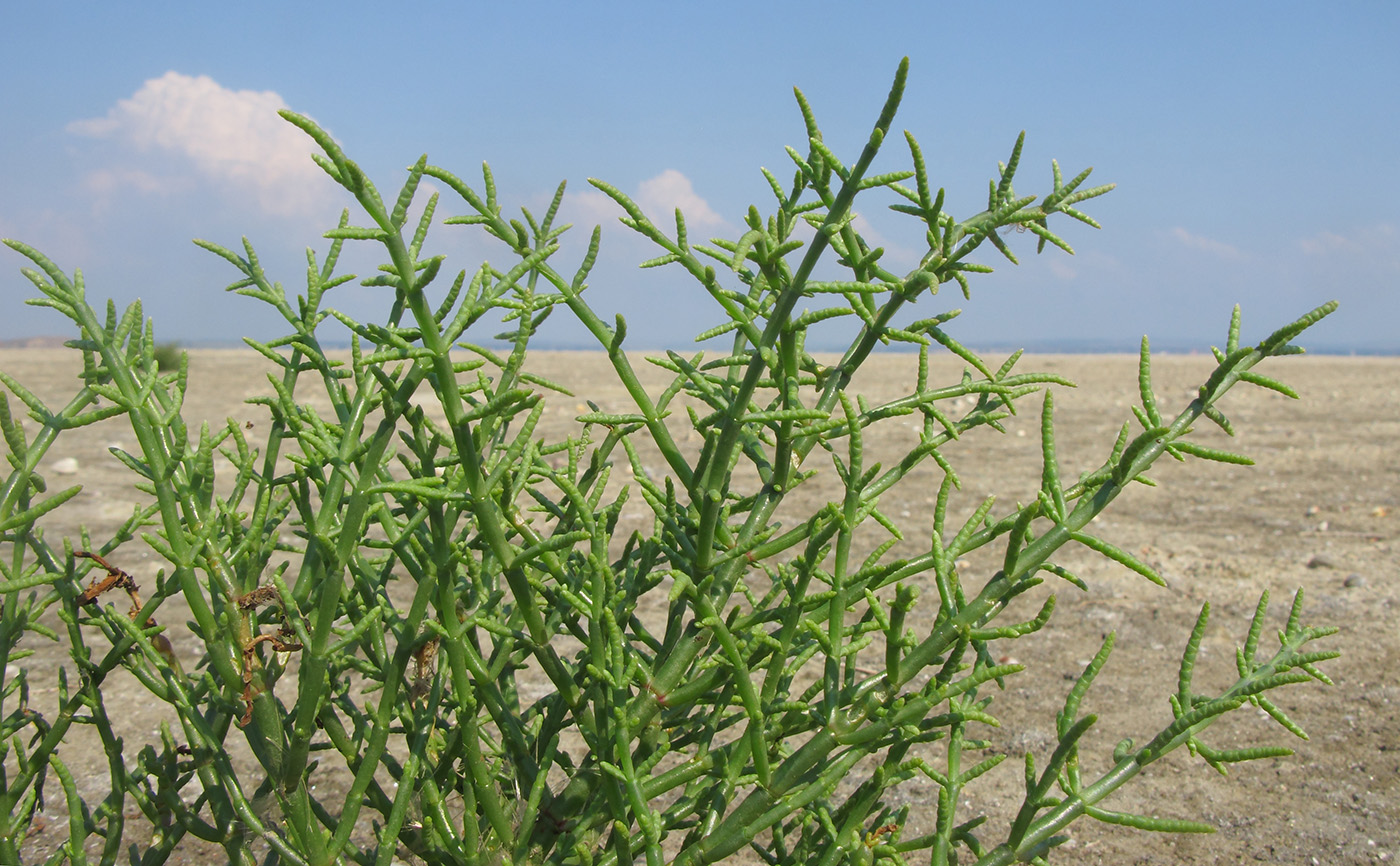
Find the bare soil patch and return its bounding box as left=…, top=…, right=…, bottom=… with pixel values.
left=3, top=347, right=1395, bottom=864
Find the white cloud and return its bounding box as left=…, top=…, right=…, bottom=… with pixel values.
left=1298, top=230, right=1359, bottom=256
left=1298, top=224, right=1396, bottom=258
left=568, top=187, right=625, bottom=228
left=1047, top=258, right=1077, bottom=280
left=570, top=170, right=726, bottom=233
left=83, top=167, right=180, bottom=198
left=68, top=71, right=336, bottom=219
left=1167, top=227, right=1246, bottom=261
left=635, top=169, right=724, bottom=228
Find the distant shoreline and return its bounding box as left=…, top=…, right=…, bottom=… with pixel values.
left=3, top=335, right=1394, bottom=357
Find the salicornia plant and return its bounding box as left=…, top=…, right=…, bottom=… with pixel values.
left=0, top=57, right=1338, bottom=865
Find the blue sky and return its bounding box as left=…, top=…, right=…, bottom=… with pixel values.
left=3, top=2, right=1396, bottom=352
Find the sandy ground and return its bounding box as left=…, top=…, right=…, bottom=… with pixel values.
left=1, top=346, right=1396, bottom=865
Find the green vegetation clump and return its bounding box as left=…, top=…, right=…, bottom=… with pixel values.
left=0, top=58, right=1337, bottom=865
left=152, top=340, right=182, bottom=371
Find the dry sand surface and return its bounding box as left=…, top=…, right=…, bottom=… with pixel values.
left=1, top=346, right=1396, bottom=864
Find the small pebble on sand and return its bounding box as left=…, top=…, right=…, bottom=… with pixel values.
left=51, top=457, right=79, bottom=475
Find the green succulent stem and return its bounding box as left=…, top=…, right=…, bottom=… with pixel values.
left=0, top=57, right=1337, bottom=866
